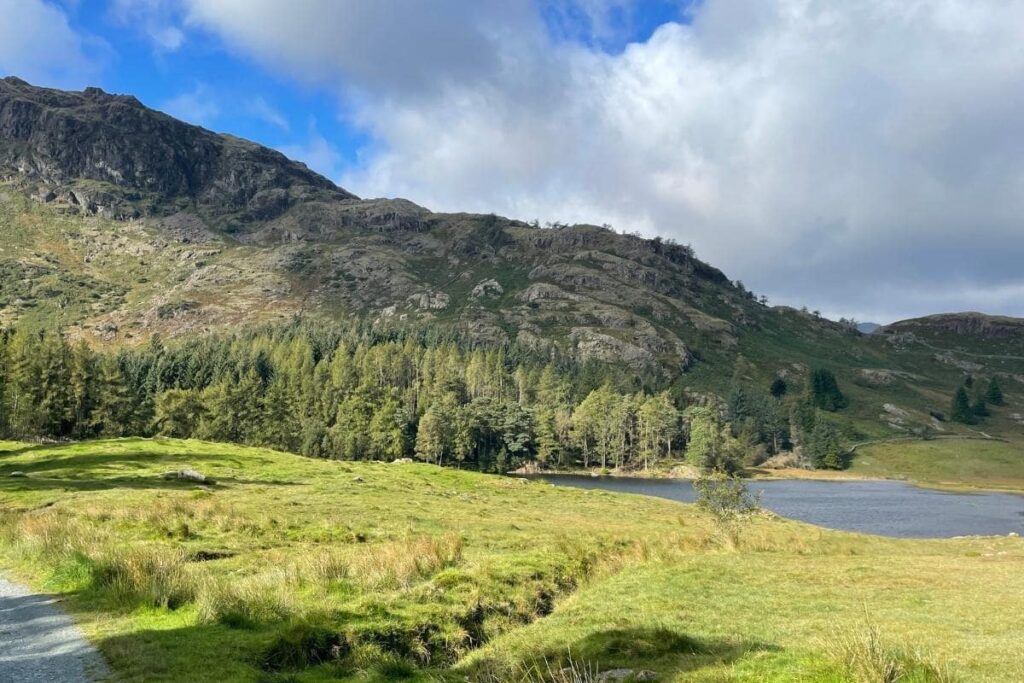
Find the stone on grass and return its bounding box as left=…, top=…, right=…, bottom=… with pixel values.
left=596, top=670, right=658, bottom=682
left=8, top=471, right=27, bottom=478
left=162, top=468, right=210, bottom=484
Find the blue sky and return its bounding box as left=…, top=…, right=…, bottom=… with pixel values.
left=3, top=0, right=1024, bottom=322
left=42, top=0, right=692, bottom=183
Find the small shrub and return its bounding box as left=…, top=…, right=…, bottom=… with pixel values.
left=693, top=474, right=760, bottom=550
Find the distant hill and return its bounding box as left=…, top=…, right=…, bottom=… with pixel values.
left=1, top=77, right=1021, bottom=441
left=856, top=322, right=881, bottom=334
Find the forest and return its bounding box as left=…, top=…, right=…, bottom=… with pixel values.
left=0, top=322, right=848, bottom=473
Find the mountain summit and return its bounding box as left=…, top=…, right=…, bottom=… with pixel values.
left=0, top=76, right=352, bottom=230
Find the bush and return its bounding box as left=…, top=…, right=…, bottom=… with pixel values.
left=693, top=474, right=760, bottom=550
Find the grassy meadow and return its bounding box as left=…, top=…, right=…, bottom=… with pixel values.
left=848, top=438, right=1024, bottom=491
left=1, top=438, right=1023, bottom=682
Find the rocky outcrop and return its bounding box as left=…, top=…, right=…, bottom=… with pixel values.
left=0, top=77, right=353, bottom=228
left=882, top=312, right=1024, bottom=340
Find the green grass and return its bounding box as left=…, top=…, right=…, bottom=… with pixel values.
left=849, top=438, right=1024, bottom=491
left=1, top=438, right=1023, bottom=682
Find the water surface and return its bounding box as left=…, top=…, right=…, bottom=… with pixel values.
left=522, top=474, right=1024, bottom=538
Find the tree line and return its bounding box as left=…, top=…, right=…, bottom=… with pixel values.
left=0, top=322, right=851, bottom=472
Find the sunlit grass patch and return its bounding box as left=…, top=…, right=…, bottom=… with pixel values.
left=0, top=438, right=1022, bottom=682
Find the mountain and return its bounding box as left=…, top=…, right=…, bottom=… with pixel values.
left=856, top=322, right=880, bottom=334
left=1, top=78, right=1021, bottom=440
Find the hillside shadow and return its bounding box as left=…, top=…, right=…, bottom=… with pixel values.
left=0, top=447, right=301, bottom=493
left=464, top=626, right=781, bottom=680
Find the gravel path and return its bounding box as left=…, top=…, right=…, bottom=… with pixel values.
left=0, top=575, right=110, bottom=683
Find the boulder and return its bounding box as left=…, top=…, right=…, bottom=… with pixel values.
left=162, top=468, right=210, bottom=484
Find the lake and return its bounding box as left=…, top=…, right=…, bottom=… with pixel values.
left=520, top=474, right=1024, bottom=538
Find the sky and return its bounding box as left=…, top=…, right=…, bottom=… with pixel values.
left=2, top=0, right=1024, bottom=324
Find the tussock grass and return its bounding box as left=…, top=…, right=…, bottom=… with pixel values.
left=196, top=572, right=298, bottom=628
left=823, top=618, right=958, bottom=683
left=350, top=533, right=463, bottom=590
left=468, top=655, right=603, bottom=683
left=92, top=545, right=194, bottom=609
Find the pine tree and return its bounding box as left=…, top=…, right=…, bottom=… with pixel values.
left=972, top=397, right=989, bottom=418
left=806, top=419, right=843, bottom=469
left=769, top=377, right=787, bottom=398
left=91, top=355, right=134, bottom=437
left=367, top=397, right=407, bottom=460
left=154, top=389, right=206, bottom=438
left=985, top=378, right=1005, bottom=406
left=950, top=386, right=975, bottom=424
left=808, top=368, right=846, bottom=411
left=68, top=341, right=97, bottom=438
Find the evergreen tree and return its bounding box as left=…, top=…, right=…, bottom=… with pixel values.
left=806, top=419, right=843, bottom=469
left=950, top=386, right=975, bottom=424
left=69, top=341, right=97, bottom=438
left=985, top=378, right=1005, bottom=406
left=972, top=397, right=989, bottom=418
left=808, top=368, right=847, bottom=411
left=367, top=397, right=407, bottom=461
left=91, top=355, right=134, bottom=437
left=769, top=377, right=787, bottom=398
left=154, top=389, right=206, bottom=438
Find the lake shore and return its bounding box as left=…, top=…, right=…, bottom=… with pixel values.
left=512, top=463, right=1024, bottom=494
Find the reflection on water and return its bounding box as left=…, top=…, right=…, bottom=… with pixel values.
left=521, top=474, right=1024, bottom=538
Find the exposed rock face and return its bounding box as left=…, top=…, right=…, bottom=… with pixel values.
left=0, top=77, right=352, bottom=227
left=471, top=278, right=503, bottom=298
left=882, top=312, right=1024, bottom=340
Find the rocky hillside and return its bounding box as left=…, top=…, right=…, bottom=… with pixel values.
left=0, top=77, right=785, bottom=374
left=1, top=78, right=1022, bottom=440
left=882, top=313, right=1024, bottom=353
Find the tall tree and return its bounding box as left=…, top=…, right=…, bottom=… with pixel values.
left=985, top=378, right=1005, bottom=406
left=808, top=368, right=846, bottom=411
left=950, top=386, right=975, bottom=424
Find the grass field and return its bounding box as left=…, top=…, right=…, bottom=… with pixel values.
left=848, top=438, right=1024, bottom=491
left=1, top=438, right=1023, bottom=682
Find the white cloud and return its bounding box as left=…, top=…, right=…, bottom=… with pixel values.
left=279, top=121, right=343, bottom=182
left=0, top=0, right=105, bottom=87
left=246, top=96, right=289, bottom=131
left=160, top=83, right=219, bottom=126
left=109, top=0, right=185, bottom=51
left=174, top=1, right=1024, bottom=320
